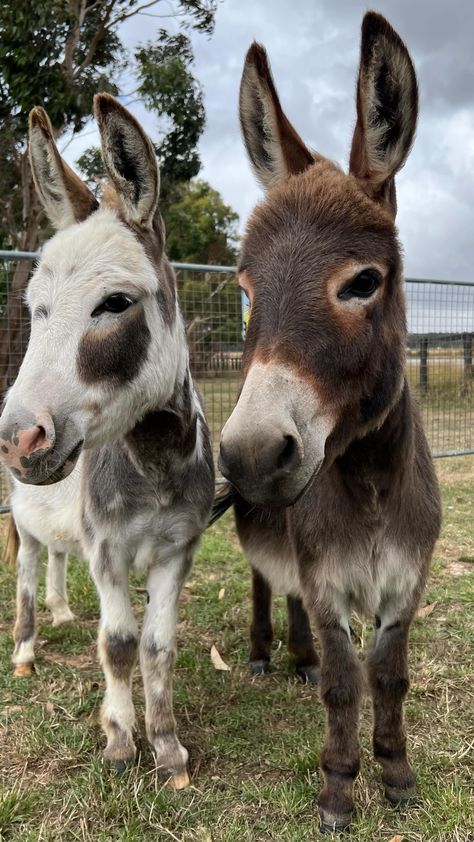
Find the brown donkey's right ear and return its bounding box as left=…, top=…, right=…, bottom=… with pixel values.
left=349, top=12, right=418, bottom=216
left=29, top=107, right=99, bottom=230
left=239, top=42, right=314, bottom=191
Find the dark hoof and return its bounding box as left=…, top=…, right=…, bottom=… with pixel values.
left=114, top=759, right=130, bottom=775
left=319, top=806, right=353, bottom=833
left=296, top=664, right=320, bottom=684
left=385, top=783, right=418, bottom=806
left=250, top=659, right=270, bottom=676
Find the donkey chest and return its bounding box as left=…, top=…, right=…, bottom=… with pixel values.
left=11, top=462, right=84, bottom=554
left=316, top=536, right=419, bottom=620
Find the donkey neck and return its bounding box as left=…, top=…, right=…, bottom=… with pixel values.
left=124, top=365, right=201, bottom=477
left=335, top=379, right=414, bottom=495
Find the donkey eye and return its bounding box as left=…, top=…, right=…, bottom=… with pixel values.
left=338, top=270, right=382, bottom=301
left=91, top=294, right=134, bottom=317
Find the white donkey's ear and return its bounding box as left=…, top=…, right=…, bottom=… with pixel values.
left=239, top=42, right=314, bottom=191
left=349, top=12, right=418, bottom=215
left=29, top=107, right=98, bottom=229
left=94, top=93, right=159, bottom=228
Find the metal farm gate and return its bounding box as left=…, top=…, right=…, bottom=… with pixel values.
left=0, top=252, right=473, bottom=509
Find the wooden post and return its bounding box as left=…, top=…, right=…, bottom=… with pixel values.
left=419, top=337, right=428, bottom=395
left=463, top=333, right=473, bottom=382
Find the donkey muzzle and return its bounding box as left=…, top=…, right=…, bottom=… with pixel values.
left=0, top=408, right=82, bottom=485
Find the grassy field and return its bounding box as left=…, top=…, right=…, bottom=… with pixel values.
left=0, top=459, right=473, bottom=841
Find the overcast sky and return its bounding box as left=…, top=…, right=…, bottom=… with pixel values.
left=64, top=0, right=474, bottom=282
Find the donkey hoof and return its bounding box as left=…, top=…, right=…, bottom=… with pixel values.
left=296, top=664, right=320, bottom=684
left=319, top=806, right=353, bottom=833
left=52, top=609, right=75, bottom=627
left=168, top=768, right=190, bottom=790
left=114, top=759, right=130, bottom=775
left=384, top=783, right=418, bottom=806
left=13, top=662, right=34, bottom=678
left=250, top=659, right=271, bottom=676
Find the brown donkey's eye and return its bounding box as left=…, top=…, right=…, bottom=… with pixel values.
left=338, top=270, right=382, bottom=301
left=91, top=294, right=134, bottom=317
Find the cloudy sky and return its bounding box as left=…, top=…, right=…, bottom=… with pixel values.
left=64, top=0, right=474, bottom=281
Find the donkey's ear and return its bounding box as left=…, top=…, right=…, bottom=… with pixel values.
left=349, top=12, right=418, bottom=215
left=29, top=107, right=98, bottom=230
left=239, top=42, right=314, bottom=191
left=94, top=93, right=159, bottom=228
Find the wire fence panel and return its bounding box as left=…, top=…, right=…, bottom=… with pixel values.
left=0, top=254, right=472, bottom=511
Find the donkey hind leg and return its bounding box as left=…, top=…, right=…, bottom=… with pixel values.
left=316, top=613, right=363, bottom=832
left=368, top=615, right=417, bottom=805
left=91, top=543, right=138, bottom=772
left=45, top=548, right=75, bottom=627
left=287, top=596, right=320, bottom=684
left=249, top=567, right=273, bottom=676
left=12, top=527, right=41, bottom=677
left=140, top=547, right=193, bottom=789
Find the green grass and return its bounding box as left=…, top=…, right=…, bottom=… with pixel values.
left=1, top=459, right=474, bottom=841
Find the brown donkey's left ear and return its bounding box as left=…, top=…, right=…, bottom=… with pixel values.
left=349, top=12, right=418, bottom=216
left=239, top=42, right=315, bottom=191
left=94, top=93, right=159, bottom=228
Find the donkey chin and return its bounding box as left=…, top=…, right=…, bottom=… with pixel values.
left=218, top=362, right=334, bottom=507
left=0, top=408, right=84, bottom=486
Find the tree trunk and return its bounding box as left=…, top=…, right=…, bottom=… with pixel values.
left=0, top=154, right=42, bottom=396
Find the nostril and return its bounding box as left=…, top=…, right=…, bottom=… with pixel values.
left=276, top=434, right=301, bottom=474
left=27, top=425, right=48, bottom=455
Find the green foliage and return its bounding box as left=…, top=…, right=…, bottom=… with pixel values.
left=164, top=179, right=239, bottom=265
left=0, top=0, right=217, bottom=249
left=136, top=31, right=205, bottom=201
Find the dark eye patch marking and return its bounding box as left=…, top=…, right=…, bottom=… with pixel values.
left=77, top=302, right=150, bottom=385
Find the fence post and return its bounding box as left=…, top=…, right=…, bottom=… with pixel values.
left=463, top=333, right=472, bottom=381
left=419, top=337, right=428, bottom=395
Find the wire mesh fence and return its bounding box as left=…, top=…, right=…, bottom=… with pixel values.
left=0, top=253, right=472, bottom=510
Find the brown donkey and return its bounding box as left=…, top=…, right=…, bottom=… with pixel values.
left=219, top=12, right=441, bottom=831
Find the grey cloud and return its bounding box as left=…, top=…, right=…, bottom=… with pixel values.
left=63, top=0, right=474, bottom=282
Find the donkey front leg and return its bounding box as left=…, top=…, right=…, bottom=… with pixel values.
left=249, top=567, right=273, bottom=675
left=91, top=542, right=138, bottom=772
left=140, top=548, right=193, bottom=789
left=287, top=595, right=320, bottom=684
left=367, top=615, right=417, bottom=804
left=45, top=548, right=75, bottom=627
left=12, top=527, right=41, bottom=677
left=315, top=613, right=363, bottom=832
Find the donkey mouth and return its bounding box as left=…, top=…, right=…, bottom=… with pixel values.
left=225, top=457, right=324, bottom=509
left=24, top=439, right=84, bottom=486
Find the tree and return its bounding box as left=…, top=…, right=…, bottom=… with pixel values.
left=163, top=180, right=239, bottom=265
left=0, top=0, right=216, bottom=392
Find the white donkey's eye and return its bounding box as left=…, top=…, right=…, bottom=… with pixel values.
left=91, top=294, right=134, bottom=318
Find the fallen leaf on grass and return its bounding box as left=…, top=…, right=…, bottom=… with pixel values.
left=388, top=836, right=404, bottom=842
left=416, top=602, right=437, bottom=619
left=218, top=587, right=225, bottom=600
left=210, top=645, right=230, bottom=672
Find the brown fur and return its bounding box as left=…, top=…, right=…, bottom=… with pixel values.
left=29, top=107, right=99, bottom=224
left=3, top=515, right=19, bottom=566
left=224, top=13, right=441, bottom=831
left=77, top=302, right=151, bottom=385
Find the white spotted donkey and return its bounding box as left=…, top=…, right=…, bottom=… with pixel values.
left=0, top=95, right=214, bottom=787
